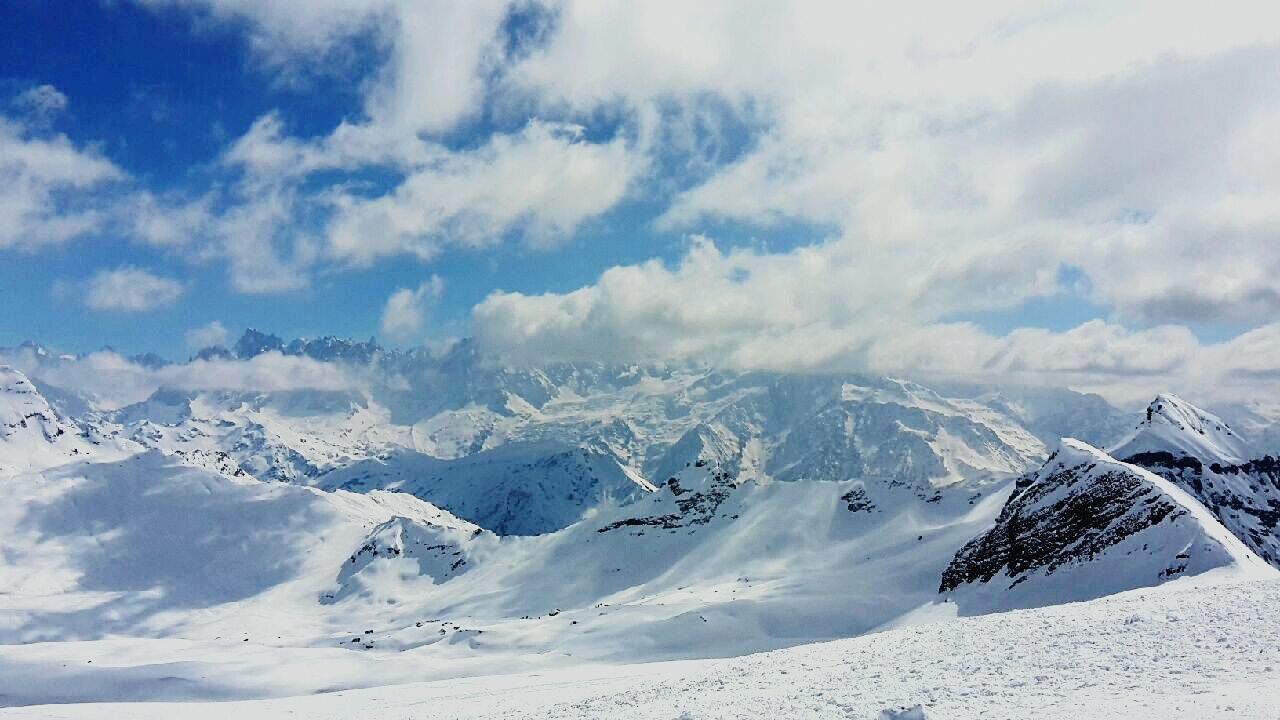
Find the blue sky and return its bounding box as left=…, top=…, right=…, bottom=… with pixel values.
left=0, top=0, right=830, bottom=357
left=2, top=0, right=1279, bottom=401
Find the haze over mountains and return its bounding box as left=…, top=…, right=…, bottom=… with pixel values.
left=2, top=329, right=1280, bottom=716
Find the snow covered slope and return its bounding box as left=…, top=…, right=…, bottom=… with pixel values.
left=5, top=335, right=1280, bottom=716
left=940, top=438, right=1274, bottom=612
left=303, top=370, right=1054, bottom=535
left=0, top=451, right=493, bottom=642
left=2, top=576, right=1278, bottom=718
left=95, top=388, right=413, bottom=483
left=0, top=433, right=1010, bottom=672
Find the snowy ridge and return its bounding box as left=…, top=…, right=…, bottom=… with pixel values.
left=940, top=438, right=1274, bottom=612
left=5, top=334, right=1280, bottom=714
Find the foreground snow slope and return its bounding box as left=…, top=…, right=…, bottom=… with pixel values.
left=0, top=447, right=1009, bottom=670
left=4, top=576, right=1277, bottom=719
left=0, top=452, right=490, bottom=642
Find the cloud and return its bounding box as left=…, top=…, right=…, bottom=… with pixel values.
left=327, top=122, right=639, bottom=264
left=135, top=0, right=394, bottom=79
left=83, top=267, right=186, bottom=312
left=380, top=276, right=444, bottom=342
left=470, top=234, right=1280, bottom=405
left=1, top=347, right=362, bottom=410
left=12, top=84, right=69, bottom=121
left=185, top=320, right=231, bottom=350
left=7, top=1, right=1280, bottom=397
left=0, top=116, right=125, bottom=249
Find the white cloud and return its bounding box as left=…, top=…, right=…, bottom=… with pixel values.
left=327, top=122, right=639, bottom=264
left=463, top=1, right=1280, bottom=390
left=380, top=275, right=445, bottom=341
left=83, top=267, right=186, bottom=312
left=0, top=116, right=125, bottom=249
left=185, top=320, right=231, bottom=350
left=136, top=0, right=394, bottom=77
left=9, top=1, right=1280, bottom=394
left=470, top=235, right=1280, bottom=405
left=128, top=192, right=212, bottom=248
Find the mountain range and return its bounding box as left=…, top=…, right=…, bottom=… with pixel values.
left=1, top=329, right=1278, bottom=707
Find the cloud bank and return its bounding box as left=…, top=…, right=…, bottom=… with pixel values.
left=3, top=1, right=1280, bottom=396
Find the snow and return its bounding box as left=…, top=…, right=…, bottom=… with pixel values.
left=2, top=577, right=1277, bottom=718
left=1064, top=440, right=1268, bottom=574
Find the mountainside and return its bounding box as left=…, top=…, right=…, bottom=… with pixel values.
left=0, top=450, right=493, bottom=642
left=315, top=442, right=657, bottom=535
left=97, top=388, right=412, bottom=483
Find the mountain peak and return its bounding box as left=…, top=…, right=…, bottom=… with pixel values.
left=233, top=329, right=286, bottom=359
left=1110, top=394, right=1251, bottom=466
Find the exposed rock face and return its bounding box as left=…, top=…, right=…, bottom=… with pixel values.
left=597, top=469, right=738, bottom=533
left=940, top=439, right=1269, bottom=609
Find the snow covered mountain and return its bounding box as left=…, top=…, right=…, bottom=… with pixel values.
left=0, top=449, right=493, bottom=642
left=0, top=365, right=133, bottom=475
left=940, top=438, right=1272, bottom=612
left=315, top=442, right=657, bottom=535
left=1111, top=393, right=1253, bottom=465
left=1112, top=394, right=1280, bottom=567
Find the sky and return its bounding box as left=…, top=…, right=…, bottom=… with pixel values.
left=3, top=0, right=1280, bottom=402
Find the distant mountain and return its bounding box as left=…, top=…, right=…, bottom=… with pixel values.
left=315, top=442, right=657, bottom=535
left=1112, top=393, right=1252, bottom=465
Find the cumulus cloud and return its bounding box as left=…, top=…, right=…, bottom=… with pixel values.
left=380, top=275, right=444, bottom=341
left=8, top=1, right=1280, bottom=395
left=327, top=122, right=638, bottom=264
left=83, top=267, right=186, bottom=312
left=0, top=116, right=125, bottom=249
left=185, top=320, right=231, bottom=350
left=471, top=235, right=1280, bottom=405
